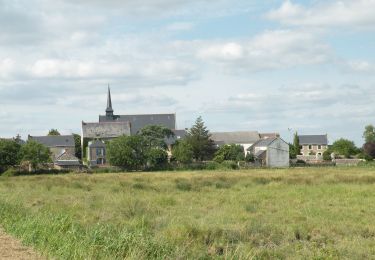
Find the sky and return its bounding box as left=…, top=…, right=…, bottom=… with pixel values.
left=0, top=0, right=375, bottom=145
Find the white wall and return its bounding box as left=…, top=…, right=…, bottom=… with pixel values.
left=267, top=139, right=289, bottom=167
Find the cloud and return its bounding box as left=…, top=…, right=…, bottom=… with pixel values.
left=166, top=22, right=194, bottom=31
left=344, top=60, right=375, bottom=73
left=197, top=30, right=330, bottom=71
left=267, top=0, right=375, bottom=29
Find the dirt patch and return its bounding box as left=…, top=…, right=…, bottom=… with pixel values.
left=0, top=228, right=42, bottom=259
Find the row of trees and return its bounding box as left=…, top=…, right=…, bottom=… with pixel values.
left=0, top=139, right=51, bottom=173
left=289, top=125, right=375, bottom=160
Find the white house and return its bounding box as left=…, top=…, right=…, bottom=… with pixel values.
left=249, top=137, right=289, bottom=168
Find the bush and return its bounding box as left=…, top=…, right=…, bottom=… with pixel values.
left=323, top=151, right=331, bottom=161
left=1, top=168, right=20, bottom=177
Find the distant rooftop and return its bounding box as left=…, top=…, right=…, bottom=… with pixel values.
left=298, top=135, right=328, bottom=145
left=28, top=135, right=75, bottom=147
left=211, top=131, right=260, bottom=144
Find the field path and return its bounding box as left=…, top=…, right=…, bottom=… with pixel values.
left=0, top=228, right=42, bottom=259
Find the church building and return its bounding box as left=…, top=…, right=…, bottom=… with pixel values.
left=81, top=87, right=177, bottom=166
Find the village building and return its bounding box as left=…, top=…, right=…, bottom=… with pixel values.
left=248, top=137, right=290, bottom=167
left=211, top=131, right=280, bottom=154
left=81, top=87, right=179, bottom=166
left=28, top=135, right=80, bottom=168
left=298, top=135, right=328, bottom=156
left=211, top=131, right=261, bottom=153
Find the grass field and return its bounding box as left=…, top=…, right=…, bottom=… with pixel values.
left=0, top=168, right=375, bottom=259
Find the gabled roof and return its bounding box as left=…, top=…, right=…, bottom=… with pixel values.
left=28, top=135, right=75, bottom=147
left=252, top=137, right=278, bottom=148
left=55, top=150, right=80, bottom=166
left=99, top=114, right=176, bottom=135
left=298, top=135, right=328, bottom=145
left=211, top=131, right=260, bottom=144
left=82, top=121, right=131, bottom=139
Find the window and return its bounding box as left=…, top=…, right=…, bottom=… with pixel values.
left=318, top=145, right=321, bottom=149
left=96, top=148, right=104, bottom=156
left=308, top=145, right=312, bottom=150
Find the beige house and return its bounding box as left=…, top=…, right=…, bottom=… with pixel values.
left=298, top=135, right=329, bottom=156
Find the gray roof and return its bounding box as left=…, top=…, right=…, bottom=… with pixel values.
left=82, top=121, right=131, bottom=139
left=55, top=150, right=80, bottom=166
left=211, top=131, right=260, bottom=144
left=252, top=137, right=278, bottom=148
left=298, top=135, right=328, bottom=145
left=99, top=114, right=176, bottom=135
left=28, top=135, right=75, bottom=147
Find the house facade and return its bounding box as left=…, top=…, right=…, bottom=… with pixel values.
left=249, top=137, right=290, bottom=168
left=298, top=135, right=328, bottom=156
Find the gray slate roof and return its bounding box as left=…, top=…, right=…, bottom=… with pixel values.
left=99, top=114, right=176, bottom=135
left=252, top=137, right=278, bottom=148
left=298, top=135, right=328, bottom=145
left=211, top=131, right=260, bottom=144
left=55, top=150, right=80, bottom=166
left=82, top=121, right=131, bottom=139
left=28, top=135, right=75, bottom=147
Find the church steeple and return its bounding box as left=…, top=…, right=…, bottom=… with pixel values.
left=106, top=85, right=114, bottom=117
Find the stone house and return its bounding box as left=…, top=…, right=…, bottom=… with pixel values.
left=28, top=135, right=76, bottom=160
left=298, top=135, right=328, bottom=156
left=248, top=137, right=290, bottom=167
left=28, top=135, right=80, bottom=168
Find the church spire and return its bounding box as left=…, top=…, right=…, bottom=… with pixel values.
left=106, top=84, right=114, bottom=117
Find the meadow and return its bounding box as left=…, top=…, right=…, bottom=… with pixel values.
left=0, top=167, right=375, bottom=259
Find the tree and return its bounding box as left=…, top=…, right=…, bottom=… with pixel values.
left=213, top=144, right=244, bottom=163
left=172, top=139, right=194, bottom=164
left=146, top=148, right=168, bottom=169
left=106, top=135, right=147, bottom=170
left=363, top=142, right=375, bottom=160
left=73, top=133, right=82, bottom=159
left=289, top=144, right=297, bottom=159
left=138, top=125, right=174, bottom=150
left=48, top=129, right=61, bottom=136
left=363, top=125, right=375, bottom=143
left=0, top=139, right=21, bottom=172
left=323, top=150, right=332, bottom=161
left=331, top=138, right=358, bottom=158
left=293, top=132, right=301, bottom=156
left=20, top=140, right=51, bottom=170
left=185, top=116, right=216, bottom=161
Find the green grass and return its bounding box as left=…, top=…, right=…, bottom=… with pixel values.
left=1, top=168, right=375, bottom=259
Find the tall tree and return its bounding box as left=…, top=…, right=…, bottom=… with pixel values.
left=137, top=125, right=174, bottom=150
left=293, top=132, right=301, bottom=156
left=363, top=142, right=375, bottom=160
left=48, top=129, right=61, bottom=136
left=363, top=125, right=375, bottom=143
left=0, top=139, right=21, bottom=172
left=185, top=116, right=216, bottom=161
left=172, top=139, right=194, bottom=164
left=106, top=135, right=147, bottom=170
left=20, top=140, right=51, bottom=170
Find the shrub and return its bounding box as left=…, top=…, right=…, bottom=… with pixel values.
left=1, top=168, right=20, bottom=177
left=323, top=150, right=332, bottom=161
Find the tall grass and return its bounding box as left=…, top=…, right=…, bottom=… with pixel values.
left=0, top=168, right=375, bottom=259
